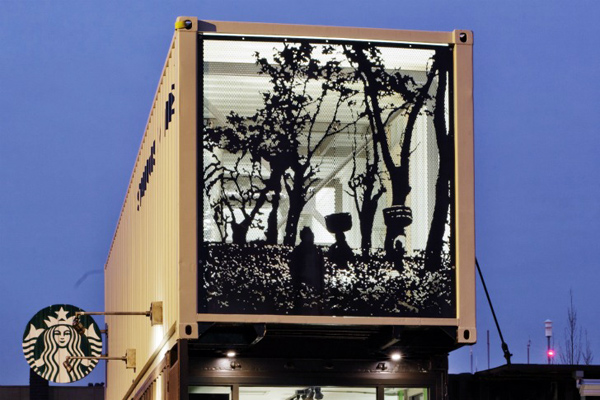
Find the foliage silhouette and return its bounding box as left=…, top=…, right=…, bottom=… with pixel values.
left=201, top=242, right=454, bottom=317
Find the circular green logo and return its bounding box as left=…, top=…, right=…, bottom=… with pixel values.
left=22, top=305, right=102, bottom=383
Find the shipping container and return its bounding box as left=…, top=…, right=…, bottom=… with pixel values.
left=105, top=16, right=475, bottom=400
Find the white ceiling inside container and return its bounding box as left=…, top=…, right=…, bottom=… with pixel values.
left=203, top=39, right=435, bottom=69
left=202, top=39, right=436, bottom=169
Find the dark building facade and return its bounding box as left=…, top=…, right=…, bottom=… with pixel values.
left=449, top=364, right=600, bottom=400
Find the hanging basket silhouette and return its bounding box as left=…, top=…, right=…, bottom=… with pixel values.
left=325, top=212, right=352, bottom=234
left=383, top=206, right=413, bottom=229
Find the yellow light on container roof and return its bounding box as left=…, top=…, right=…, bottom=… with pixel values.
left=175, top=20, right=192, bottom=30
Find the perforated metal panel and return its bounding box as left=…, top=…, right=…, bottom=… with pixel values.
left=200, top=35, right=456, bottom=319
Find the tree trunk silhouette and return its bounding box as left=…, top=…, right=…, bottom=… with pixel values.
left=283, top=163, right=312, bottom=246
left=376, top=62, right=438, bottom=208
left=228, top=185, right=269, bottom=244
left=358, top=189, right=380, bottom=255
left=345, top=44, right=440, bottom=260
left=348, top=137, right=385, bottom=256
left=265, top=170, right=283, bottom=244
left=231, top=220, right=251, bottom=244
left=425, top=49, right=453, bottom=272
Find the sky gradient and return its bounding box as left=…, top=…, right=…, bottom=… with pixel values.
left=1, top=0, right=599, bottom=385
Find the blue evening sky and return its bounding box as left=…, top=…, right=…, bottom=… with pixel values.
left=1, top=0, right=599, bottom=385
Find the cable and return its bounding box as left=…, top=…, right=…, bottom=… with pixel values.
left=476, top=257, right=512, bottom=365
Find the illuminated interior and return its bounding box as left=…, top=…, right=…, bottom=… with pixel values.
left=189, top=386, right=429, bottom=400
left=199, top=35, right=456, bottom=318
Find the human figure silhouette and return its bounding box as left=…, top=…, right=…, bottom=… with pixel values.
left=392, top=235, right=406, bottom=270
left=327, top=231, right=354, bottom=268
left=289, top=227, right=325, bottom=313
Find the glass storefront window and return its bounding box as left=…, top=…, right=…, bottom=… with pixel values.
left=189, top=386, right=429, bottom=400
left=240, top=387, right=376, bottom=400
left=384, top=387, right=428, bottom=400
left=189, top=386, right=232, bottom=400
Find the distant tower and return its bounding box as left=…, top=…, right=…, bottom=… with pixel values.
left=545, top=319, right=553, bottom=364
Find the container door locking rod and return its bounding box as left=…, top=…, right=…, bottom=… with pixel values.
left=476, top=258, right=512, bottom=365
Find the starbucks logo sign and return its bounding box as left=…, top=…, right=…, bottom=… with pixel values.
left=22, top=305, right=102, bottom=383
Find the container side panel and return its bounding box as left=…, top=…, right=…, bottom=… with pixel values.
left=105, top=36, right=182, bottom=399
left=199, top=19, right=454, bottom=45
left=453, top=34, right=476, bottom=343
left=177, top=25, right=199, bottom=340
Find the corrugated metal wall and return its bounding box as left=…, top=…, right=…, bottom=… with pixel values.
left=104, top=18, right=198, bottom=398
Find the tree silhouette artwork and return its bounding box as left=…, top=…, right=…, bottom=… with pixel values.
left=204, top=42, right=358, bottom=245
left=342, top=43, right=446, bottom=265
left=346, top=119, right=386, bottom=257
left=203, top=136, right=267, bottom=243
left=201, top=37, right=457, bottom=318
left=424, top=48, right=454, bottom=273
left=259, top=43, right=358, bottom=246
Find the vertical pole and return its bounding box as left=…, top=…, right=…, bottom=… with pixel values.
left=527, top=339, right=531, bottom=364
left=547, top=336, right=551, bottom=364
left=470, top=347, right=473, bottom=373
left=487, top=330, right=490, bottom=369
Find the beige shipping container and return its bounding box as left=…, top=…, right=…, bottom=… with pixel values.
left=105, top=16, right=475, bottom=400
left=105, top=17, right=198, bottom=400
